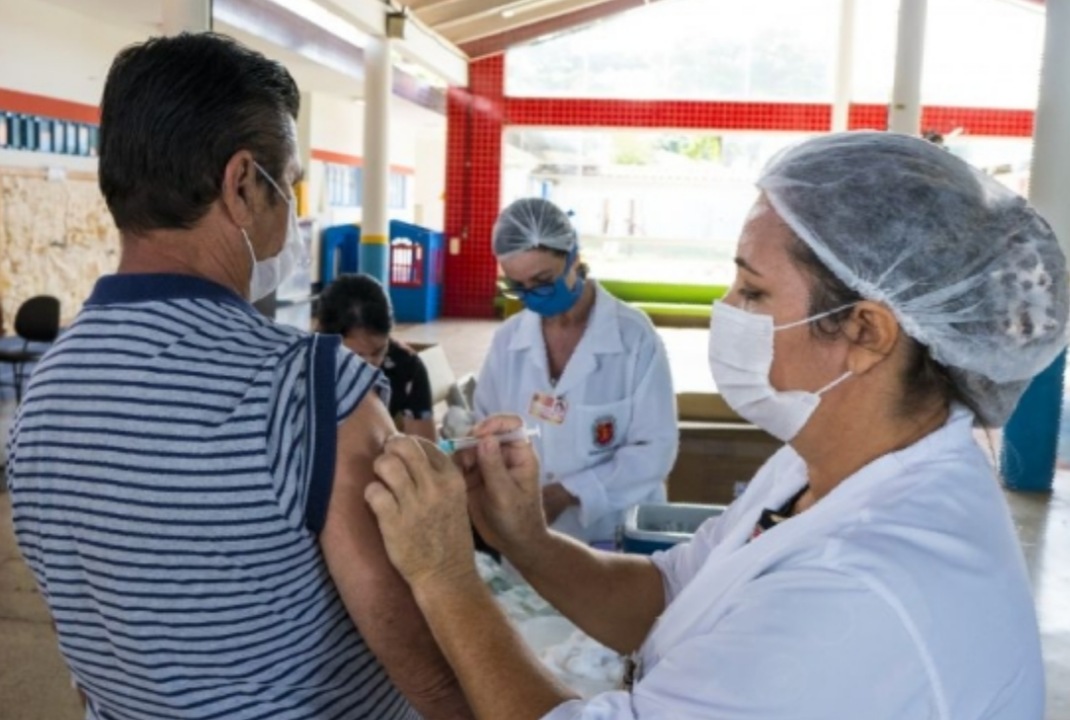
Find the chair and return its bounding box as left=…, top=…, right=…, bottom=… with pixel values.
left=0, top=295, right=60, bottom=403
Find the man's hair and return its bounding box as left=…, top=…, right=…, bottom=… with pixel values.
left=99, top=33, right=300, bottom=234
left=316, top=274, right=394, bottom=337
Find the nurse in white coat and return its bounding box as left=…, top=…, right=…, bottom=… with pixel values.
left=472, top=197, right=677, bottom=544
left=366, top=133, right=1067, bottom=719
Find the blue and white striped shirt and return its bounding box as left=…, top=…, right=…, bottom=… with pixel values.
left=7, top=274, right=417, bottom=720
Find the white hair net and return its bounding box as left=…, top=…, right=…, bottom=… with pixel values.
left=493, top=197, right=577, bottom=258
left=758, top=131, right=1069, bottom=427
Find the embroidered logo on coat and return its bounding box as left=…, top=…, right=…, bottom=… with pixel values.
left=593, top=416, right=616, bottom=447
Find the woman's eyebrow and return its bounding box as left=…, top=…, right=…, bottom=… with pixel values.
left=734, top=257, right=763, bottom=277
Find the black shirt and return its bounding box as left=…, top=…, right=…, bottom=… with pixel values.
left=382, top=339, right=433, bottom=424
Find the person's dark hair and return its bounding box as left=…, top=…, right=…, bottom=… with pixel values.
left=787, top=237, right=982, bottom=420
left=99, top=33, right=300, bottom=234
left=316, top=274, right=394, bottom=337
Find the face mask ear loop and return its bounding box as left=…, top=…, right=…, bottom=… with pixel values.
left=240, top=227, right=257, bottom=263
left=816, top=370, right=853, bottom=396
left=775, top=303, right=859, bottom=331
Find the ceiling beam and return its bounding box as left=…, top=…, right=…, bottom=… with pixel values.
left=214, top=0, right=447, bottom=112
left=412, top=0, right=557, bottom=27
left=315, top=0, right=469, bottom=86
left=401, top=0, right=469, bottom=11
left=459, top=0, right=663, bottom=59
left=438, top=0, right=609, bottom=43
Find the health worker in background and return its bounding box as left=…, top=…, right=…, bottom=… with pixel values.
left=473, top=197, right=678, bottom=546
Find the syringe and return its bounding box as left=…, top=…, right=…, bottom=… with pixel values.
left=438, top=425, right=541, bottom=454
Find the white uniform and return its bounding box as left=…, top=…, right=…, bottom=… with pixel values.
left=544, top=407, right=1044, bottom=719
left=475, top=281, right=678, bottom=544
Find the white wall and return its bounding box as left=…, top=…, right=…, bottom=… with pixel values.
left=0, top=0, right=142, bottom=104
left=415, top=128, right=446, bottom=230
left=0, top=0, right=146, bottom=171
left=308, top=90, right=446, bottom=231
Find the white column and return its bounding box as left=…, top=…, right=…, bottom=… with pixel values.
left=831, top=0, right=856, bottom=132
left=1030, top=0, right=1070, bottom=256
left=887, top=0, right=927, bottom=134
left=360, top=36, right=393, bottom=283
left=162, top=0, right=211, bottom=35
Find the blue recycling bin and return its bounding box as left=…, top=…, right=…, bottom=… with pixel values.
left=320, top=224, right=359, bottom=285
left=387, top=221, right=444, bottom=323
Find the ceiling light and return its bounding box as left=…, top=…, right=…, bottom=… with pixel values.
left=502, top=9, right=516, bottom=18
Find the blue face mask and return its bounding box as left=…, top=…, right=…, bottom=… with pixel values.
left=518, top=250, right=585, bottom=317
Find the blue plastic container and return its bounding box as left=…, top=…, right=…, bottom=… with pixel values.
left=387, top=220, right=444, bottom=323
left=322, top=221, right=444, bottom=322
left=320, top=225, right=359, bottom=285
left=621, top=503, right=725, bottom=555
left=1001, top=351, right=1066, bottom=491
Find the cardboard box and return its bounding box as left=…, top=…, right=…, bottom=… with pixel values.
left=667, top=420, right=783, bottom=505
left=676, top=391, right=741, bottom=423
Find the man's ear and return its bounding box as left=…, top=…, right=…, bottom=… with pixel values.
left=842, top=301, right=901, bottom=375
left=220, top=150, right=259, bottom=229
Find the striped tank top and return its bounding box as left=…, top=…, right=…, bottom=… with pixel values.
left=6, top=273, right=418, bottom=720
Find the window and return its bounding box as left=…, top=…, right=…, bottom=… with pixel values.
left=944, top=135, right=1034, bottom=196
left=852, top=0, right=1043, bottom=108
left=325, top=163, right=362, bottom=207
left=507, top=0, right=1043, bottom=110
left=389, top=172, right=408, bottom=209
left=506, top=0, right=838, bottom=101
left=503, top=128, right=816, bottom=285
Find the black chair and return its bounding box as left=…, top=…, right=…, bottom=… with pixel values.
left=0, top=295, right=60, bottom=403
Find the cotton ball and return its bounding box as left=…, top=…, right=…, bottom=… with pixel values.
left=441, top=406, right=476, bottom=439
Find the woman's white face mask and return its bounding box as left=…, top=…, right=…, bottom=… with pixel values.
left=241, top=162, right=306, bottom=302
left=707, top=301, right=855, bottom=442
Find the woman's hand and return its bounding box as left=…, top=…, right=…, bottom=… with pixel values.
left=366, top=436, right=477, bottom=590
left=457, top=415, right=548, bottom=560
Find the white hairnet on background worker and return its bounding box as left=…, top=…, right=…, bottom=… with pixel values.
left=759, top=131, right=1069, bottom=426
left=493, top=197, right=578, bottom=258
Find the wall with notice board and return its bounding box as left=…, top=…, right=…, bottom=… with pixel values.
left=0, top=168, right=117, bottom=326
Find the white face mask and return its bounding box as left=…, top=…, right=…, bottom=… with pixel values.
left=241, top=163, right=308, bottom=302
left=707, top=301, right=854, bottom=442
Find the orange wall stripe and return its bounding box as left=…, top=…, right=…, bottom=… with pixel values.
left=310, top=148, right=414, bottom=175
left=0, top=88, right=100, bottom=125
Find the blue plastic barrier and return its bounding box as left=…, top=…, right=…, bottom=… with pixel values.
left=320, top=225, right=359, bottom=285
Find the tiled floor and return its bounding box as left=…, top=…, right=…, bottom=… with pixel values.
left=2, top=319, right=1068, bottom=718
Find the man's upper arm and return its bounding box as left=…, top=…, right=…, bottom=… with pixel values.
left=319, top=391, right=399, bottom=600
left=319, top=383, right=470, bottom=717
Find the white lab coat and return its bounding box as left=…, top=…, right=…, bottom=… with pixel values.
left=544, top=407, right=1044, bottom=719
left=475, top=281, right=678, bottom=544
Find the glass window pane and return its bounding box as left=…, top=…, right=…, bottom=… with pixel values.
left=853, top=0, right=1043, bottom=108
left=505, top=0, right=838, bottom=102
left=503, top=128, right=816, bottom=285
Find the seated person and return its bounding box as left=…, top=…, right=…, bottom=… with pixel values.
left=317, top=273, right=436, bottom=442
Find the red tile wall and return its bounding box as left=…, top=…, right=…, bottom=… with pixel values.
left=442, top=54, right=1038, bottom=317
left=444, top=56, right=505, bottom=318
left=505, top=99, right=832, bottom=131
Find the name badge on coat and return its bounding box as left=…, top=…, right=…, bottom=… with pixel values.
left=530, top=392, right=568, bottom=424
